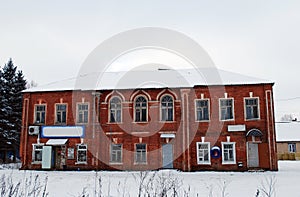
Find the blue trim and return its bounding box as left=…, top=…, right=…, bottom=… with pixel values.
left=41, top=125, right=85, bottom=138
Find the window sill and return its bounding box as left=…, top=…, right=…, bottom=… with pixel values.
left=109, top=162, right=123, bottom=165
left=220, top=119, right=235, bottom=122
left=197, top=162, right=211, bottom=165
left=245, top=118, right=260, bottom=121
left=134, top=162, right=148, bottom=165
left=222, top=161, right=236, bottom=165
left=75, top=162, right=87, bottom=165
left=195, top=120, right=210, bottom=123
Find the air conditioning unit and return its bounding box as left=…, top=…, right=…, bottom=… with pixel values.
left=28, top=126, right=40, bottom=135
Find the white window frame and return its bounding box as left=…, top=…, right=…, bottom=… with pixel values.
left=135, top=143, right=147, bottom=164
left=244, top=97, right=260, bottom=120
left=76, top=144, right=87, bottom=164
left=288, top=143, right=296, bottom=153
left=76, top=102, right=89, bottom=124
left=196, top=142, right=211, bottom=165
left=109, top=96, right=122, bottom=123
left=34, top=104, right=46, bottom=124
left=219, top=98, right=235, bottom=121
left=160, top=94, right=174, bottom=122
left=195, top=99, right=210, bottom=122
left=55, top=103, right=67, bottom=125
left=110, top=144, right=123, bottom=164
left=221, top=142, right=236, bottom=165
left=32, top=144, right=44, bottom=164
left=134, top=96, right=148, bottom=122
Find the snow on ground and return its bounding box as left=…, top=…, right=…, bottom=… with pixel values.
left=0, top=161, right=298, bottom=197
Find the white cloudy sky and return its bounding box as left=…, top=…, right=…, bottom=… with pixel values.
left=0, top=0, right=300, bottom=120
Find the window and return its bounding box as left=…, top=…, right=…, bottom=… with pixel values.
left=135, top=96, right=147, bottom=122
left=195, top=99, right=209, bottom=121
left=32, top=144, right=43, bottom=163
left=55, top=104, right=67, bottom=124
left=67, top=148, right=75, bottom=159
left=76, top=144, right=87, bottom=164
left=196, top=142, right=210, bottom=164
left=161, top=95, right=173, bottom=121
left=245, top=98, right=259, bottom=120
left=77, top=103, right=89, bottom=123
left=288, top=143, right=296, bottom=153
left=110, top=144, right=122, bottom=163
left=34, top=104, right=46, bottom=124
left=222, top=142, right=236, bottom=164
left=110, top=97, right=122, bottom=123
left=220, top=99, right=234, bottom=120
left=135, top=144, right=146, bottom=164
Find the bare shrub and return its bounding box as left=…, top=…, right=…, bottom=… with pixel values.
left=257, top=175, right=276, bottom=197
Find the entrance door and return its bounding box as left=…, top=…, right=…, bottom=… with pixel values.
left=162, top=144, right=173, bottom=168
left=248, top=143, right=259, bottom=168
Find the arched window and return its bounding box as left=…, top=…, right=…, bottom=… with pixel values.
left=110, top=97, right=122, bottom=123
left=161, top=95, right=173, bottom=121
left=135, top=96, right=147, bottom=122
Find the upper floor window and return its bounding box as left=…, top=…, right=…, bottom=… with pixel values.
left=220, top=98, right=234, bottom=120
left=161, top=95, right=173, bottom=121
left=110, top=97, right=122, bottom=123
left=245, top=98, right=259, bottom=120
left=77, top=103, right=89, bottom=124
left=34, top=104, right=46, bottom=124
left=195, top=99, right=209, bottom=121
left=196, top=142, right=211, bottom=164
left=55, top=104, right=67, bottom=124
left=135, top=96, right=147, bottom=122
left=222, top=142, right=236, bottom=164
left=288, top=143, right=296, bottom=153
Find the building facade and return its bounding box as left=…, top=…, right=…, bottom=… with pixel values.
left=20, top=69, right=278, bottom=171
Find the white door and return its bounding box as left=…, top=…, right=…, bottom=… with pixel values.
left=42, top=146, right=52, bottom=169
left=248, top=143, right=259, bottom=167
left=162, top=144, right=173, bottom=168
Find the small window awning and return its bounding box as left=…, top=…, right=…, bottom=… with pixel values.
left=246, top=129, right=263, bottom=137
left=160, top=134, right=175, bottom=138
left=46, top=139, right=68, bottom=145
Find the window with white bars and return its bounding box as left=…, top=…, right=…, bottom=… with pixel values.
left=220, top=99, right=234, bottom=120
left=55, top=104, right=67, bottom=124
left=195, top=99, right=209, bottom=121
left=76, top=144, right=87, bottom=164
left=77, top=103, right=89, bottom=123
left=110, top=97, right=122, bottom=123
left=32, top=144, right=43, bottom=163
left=110, top=144, right=122, bottom=163
left=161, top=95, right=173, bottom=121
left=196, top=142, right=210, bottom=164
left=222, top=142, right=236, bottom=164
left=135, top=96, right=147, bottom=122
left=135, top=144, right=146, bottom=164
left=245, top=98, right=259, bottom=120
left=34, top=104, right=46, bottom=124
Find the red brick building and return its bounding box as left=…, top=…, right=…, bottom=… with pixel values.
left=20, top=68, right=278, bottom=171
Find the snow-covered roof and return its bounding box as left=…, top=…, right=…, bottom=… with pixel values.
left=276, top=122, right=300, bottom=142
left=24, top=68, right=273, bottom=92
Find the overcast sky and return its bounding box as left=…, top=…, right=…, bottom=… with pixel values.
left=1, top=0, right=300, bottom=120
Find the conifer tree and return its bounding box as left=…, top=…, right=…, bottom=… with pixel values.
left=0, top=59, right=26, bottom=153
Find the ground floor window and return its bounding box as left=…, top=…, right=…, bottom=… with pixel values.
left=222, top=142, right=236, bottom=164
left=110, top=144, right=122, bottom=163
left=196, top=142, right=210, bottom=164
left=135, top=144, right=146, bottom=164
left=288, top=143, right=296, bottom=153
left=32, top=144, right=43, bottom=163
left=76, top=144, right=87, bottom=164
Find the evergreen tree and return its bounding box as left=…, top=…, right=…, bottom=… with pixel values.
left=0, top=59, right=26, bottom=151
